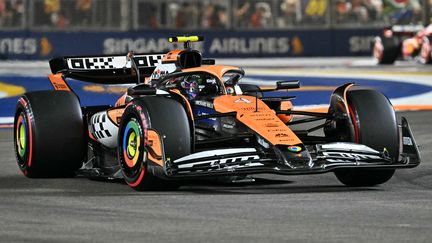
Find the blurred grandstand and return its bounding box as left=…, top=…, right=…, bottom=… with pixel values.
left=0, top=0, right=429, bottom=31
left=0, top=0, right=431, bottom=59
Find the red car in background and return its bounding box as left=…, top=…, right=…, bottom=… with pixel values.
left=373, top=24, right=432, bottom=64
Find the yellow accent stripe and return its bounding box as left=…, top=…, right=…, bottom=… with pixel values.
left=169, top=36, right=201, bottom=43
left=0, top=82, right=26, bottom=98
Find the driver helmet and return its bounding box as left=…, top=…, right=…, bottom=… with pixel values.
left=181, top=75, right=202, bottom=99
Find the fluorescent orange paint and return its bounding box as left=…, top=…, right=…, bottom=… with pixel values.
left=214, top=95, right=301, bottom=146
left=277, top=101, right=293, bottom=123
left=107, top=107, right=125, bottom=126
left=115, top=93, right=128, bottom=107
left=147, top=129, right=163, bottom=166
left=48, top=74, right=70, bottom=91
left=162, top=50, right=182, bottom=62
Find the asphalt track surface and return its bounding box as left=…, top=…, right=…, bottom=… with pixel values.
left=0, top=114, right=431, bottom=243
left=1, top=61, right=432, bottom=242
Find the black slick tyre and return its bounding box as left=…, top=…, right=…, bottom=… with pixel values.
left=373, top=36, right=399, bottom=64
left=14, top=91, right=85, bottom=177
left=118, top=96, right=191, bottom=191
left=334, top=88, right=398, bottom=186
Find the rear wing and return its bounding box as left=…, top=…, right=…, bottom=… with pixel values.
left=383, top=25, right=425, bottom=37
left=49, top=53, right=164, bottom=84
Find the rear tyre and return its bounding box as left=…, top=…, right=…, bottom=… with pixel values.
left=118, top=96, right=191, bottom=191
left=14, top=91, right=85, bottom=177
left=373, top=36, right=399, bottom=64
left=334, top=88, right=398, bottom=186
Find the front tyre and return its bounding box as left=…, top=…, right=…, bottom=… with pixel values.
left=118, top=96, right=191, bottom=190
left=334, top=88, right=398, bottom=186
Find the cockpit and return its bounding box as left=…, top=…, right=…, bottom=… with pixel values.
left=161, top=72, right=223, bottom=100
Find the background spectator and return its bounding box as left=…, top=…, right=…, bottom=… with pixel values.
left=2, top=0, right=431, bottom=30
left=74, top=0, right=92, bottom=26
left=176, top=2, right=199, bottom=28
left=250, top=2, right=273, bottom=28
left=234, top=0, right=251, bottom=28
left=201, top=3, right=229, bottom=29
left=363, top=0, right=383, bottom=22
left=334, top=0, right=351, bottom=23
left=382, top=0, right=422, bottom=24
left=277, top=0, right=302, bottom=27
left=350, top=0, right=369, bottom=23
left=0, top=0, right=12, bottom=26
left=43, top=0, right=68, bottom=28
left=303, top=0, right=328, bottom=24
left=138, top=2, right=159, bottom=28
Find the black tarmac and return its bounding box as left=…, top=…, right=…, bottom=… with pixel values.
left=0, top=111, right=431, bottom=242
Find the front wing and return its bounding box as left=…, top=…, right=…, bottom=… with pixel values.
left=165, top=117, right=420, bottom=179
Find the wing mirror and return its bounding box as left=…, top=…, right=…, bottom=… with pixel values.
left=225, top=74, right=241, bottom=86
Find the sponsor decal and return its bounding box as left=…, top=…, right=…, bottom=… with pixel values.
left=256, top=118, right=274, bottom=121
left=195, top=100, right=214, bottom=109
left=178, top=155, right=261, bottom=170
left=322, top=151, right=381, bottom=162
left=291, top=36, right=303, bottom=55
left=150, top=63, right=176, bottom=80
left=67, top=54, right=163, bottom=70
left=0, top=37, right=37, bottom=56
left=234, top=97, right=252, bottom=104
left=403, top=137, right=413, bottom=146
left=52, top=82, right=68, bottom=90
left=103, top=38, right=203, bottom=54
left=241, top=107, right=257, bottom=111
left=40, top=37, right=52, bottom=56
left=349, top=36, right=376, bottom=53
left=0, top=36, right=52, bottom=57
left=275, top=133, right=289, bottom=138
left=267, top=128, right=287, bottom=132
left=287, top=145, right=302, bottom=152
left=151, top=69, right=169, bottom=80
left=264, top=123, right=279, bottom=127
left=209, top=37, right=290, bottom=54
left=226, top=86, right=234, bottom=95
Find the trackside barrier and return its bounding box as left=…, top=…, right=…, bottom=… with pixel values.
left=0, top=29, right=380, bottom=60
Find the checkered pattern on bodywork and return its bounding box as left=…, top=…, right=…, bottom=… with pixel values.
left=90, top=113, right=112, bottom=139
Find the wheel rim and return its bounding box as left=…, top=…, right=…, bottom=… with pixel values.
left=122, top=118, right=141, bottom=168
left=16, top=114, right=27, bottom=158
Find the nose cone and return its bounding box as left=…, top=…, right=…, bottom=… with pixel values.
left=273, top=145, right=313, bottom=169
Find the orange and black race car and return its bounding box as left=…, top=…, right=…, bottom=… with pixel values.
left=14, top=36, right=420, bottom=190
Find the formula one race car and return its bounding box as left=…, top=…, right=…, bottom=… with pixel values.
left=373, top=24, right=432, bottom=64
left=14, top=36, right=421, bottom=190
